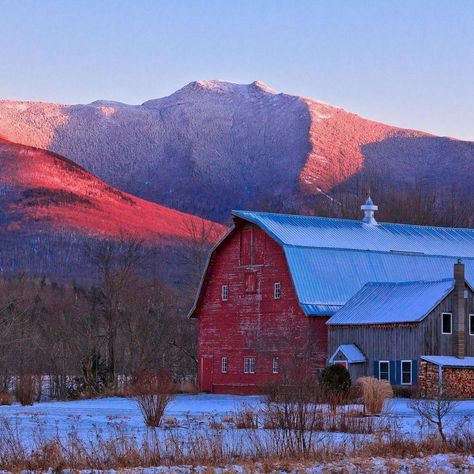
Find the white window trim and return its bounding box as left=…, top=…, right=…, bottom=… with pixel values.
left=378, top=360, right=390, bottom=381
left=221, top=285, right=228, bottom=301
left=244, top=357, right=256, bottom=374
left=401, top=360, right=413, bottom=385
left=334, top=360, right=348, bottom=369
left=441, top=312, right=452, bottom=334
left=221, top=357, right=228, bottom=374
left=469, top=314, right=474, bottom=336
left=273, top=282, right=281, bottom=299
left=272, top=357, right=279, bottom=374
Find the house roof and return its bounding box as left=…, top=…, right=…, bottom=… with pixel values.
left=329, top=344, right=367, bottom=363
left=421, top=356, right=474, bottom=368
left=326, top=279, right=454, bottom=325
left=232, top=211, right=474, bottom=316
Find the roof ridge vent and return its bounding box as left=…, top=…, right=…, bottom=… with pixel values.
left=361, top=196, right=378, bottom=225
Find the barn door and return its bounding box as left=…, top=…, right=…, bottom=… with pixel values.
left=200, top=356, right=213, bottom=392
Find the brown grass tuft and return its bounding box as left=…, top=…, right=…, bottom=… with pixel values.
left=356, top=376, right=393, bottom=415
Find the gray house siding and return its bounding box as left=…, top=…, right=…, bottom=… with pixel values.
left=329, top=285, right=474, bottom=384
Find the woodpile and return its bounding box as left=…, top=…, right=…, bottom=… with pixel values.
left=418, top=361, right=440, bottom=398
left=419, top=361, right=474, bottom=398
left=443, top=368, right=474, bottom=398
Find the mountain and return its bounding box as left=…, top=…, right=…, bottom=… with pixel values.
left=0, top=137, right=225, bottom=282
left=0, top=80, right=473, bottom=222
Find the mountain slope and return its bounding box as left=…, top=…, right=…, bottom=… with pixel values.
left=0, top=138, right=225, bottom=281
left=1, top=80, right=473, bottom=222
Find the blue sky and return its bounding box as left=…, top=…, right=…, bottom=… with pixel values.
left=1, top=0, right=473, bottom=140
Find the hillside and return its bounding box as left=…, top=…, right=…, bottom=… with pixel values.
left=0, top=80, right=473, bottom=222
left=0, top=138, right=225, bottom=282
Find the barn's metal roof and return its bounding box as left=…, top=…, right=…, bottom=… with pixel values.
left=284, top=247, right=474, bottom=315
left=232, top=210, right=474, bottom=316
left=329, top=344, right=367, bottom=363
left=327, top=279, right=454, bottom=325
left=421, top=356, right=474, bottom=368
left=232, top=210, right=474, bottom=257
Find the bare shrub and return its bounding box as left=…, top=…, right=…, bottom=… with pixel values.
left=262, top=376, right=324, bottom=456
left=0, top=391, right=13, bottom=405
left=15, top=374, right=41, bottom=406
left=409, top=383, right=459, bottom=443
left=356, top=376, right=393, bottom=415
left=128, top=371, right=175, bottom=427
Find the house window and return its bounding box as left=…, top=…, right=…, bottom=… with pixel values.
left=379, top=361, right=390, bottom=381
left=441, top=312, right=452, bottom=334
left=221, top=357, right=228, bottom=374
left=401, top=360, right=412, bottom=385
left=221, top=285, right=228, bottom=301
left=273, top=282, right=281, bottom=299
left=470, top=314, right=474, bottom=336
left=244, top=357, right=256, bottom=374
left=272, top=357, right=280, bottom=374
left=334, top=360, right=348, bottom=369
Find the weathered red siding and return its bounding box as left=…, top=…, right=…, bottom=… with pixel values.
left=194, top=221, right=329, bottom=394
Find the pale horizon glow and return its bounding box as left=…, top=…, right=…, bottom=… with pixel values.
left=1, top=0, right=473, bottom=140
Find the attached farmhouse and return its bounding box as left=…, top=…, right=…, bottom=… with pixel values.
left=328, top=262, right=474, bottom=396
left=190, top=198, right=474, bottom=394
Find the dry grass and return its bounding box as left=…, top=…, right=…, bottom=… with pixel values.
left=235, top=403, right=259, bottom=429
left=0, top=414, right=470, bottom=471
left=356, top=376, right=393, bottom=415
left=0, top=390, right=14, bottom=406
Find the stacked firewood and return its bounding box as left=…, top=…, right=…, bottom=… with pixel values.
left=443, top=368, right=474, bottom=398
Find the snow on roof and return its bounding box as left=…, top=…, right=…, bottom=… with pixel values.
left=421, top=356, right=474, bottom=368
left=327, top=279, right=454, bottom=325
left=232, top=211, right=474, bottom=316
left=329, top=344, right=367, bottom=363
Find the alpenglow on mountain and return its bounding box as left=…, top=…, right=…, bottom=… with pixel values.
left=0, top=137, right=225, bottom=282
left=1, top=80, right=473, bottom=222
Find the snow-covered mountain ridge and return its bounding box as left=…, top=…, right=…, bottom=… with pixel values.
left=1, top=80, right=473, bottom=222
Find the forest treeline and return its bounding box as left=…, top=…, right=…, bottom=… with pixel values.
left=0, top=219, right=218, bottom=400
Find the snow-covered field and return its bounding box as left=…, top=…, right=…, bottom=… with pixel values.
left=0, top=395, right=473, bottom=472
left=0, top=394, right=473, bottom=442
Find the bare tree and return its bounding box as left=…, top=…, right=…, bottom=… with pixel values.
left=409, top=383, right=459, bottom=443
left=87, top=236, right=146, bottom=386
left=179, top=218, right=224, bottom=298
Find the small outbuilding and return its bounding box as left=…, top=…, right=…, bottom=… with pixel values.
left=327, top=261, right=474, bottom=396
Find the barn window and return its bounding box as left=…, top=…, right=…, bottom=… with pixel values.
left=272, top=357, right=280, bottom=374
left=221, top=285, right=229, bottom=301
left=221, top=357, right=228, bottom=374
left=401, top=360, right=412, bottom=385
left=244, top=357, right=256, bottom=374
left=470, top=314, right=474, bottom=336
left=378, top=361, right=390, bottom=381
left=441, top=312, right=452, bottom=334
left=273, top=282, right=281, bottom=299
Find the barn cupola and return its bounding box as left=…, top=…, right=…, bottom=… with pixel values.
left=361, top=196, right=378, bottom=225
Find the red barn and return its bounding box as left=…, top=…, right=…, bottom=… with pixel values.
left=190, top=204, right=474, bottom=394
left=188, top=211, right=330, bottom=394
